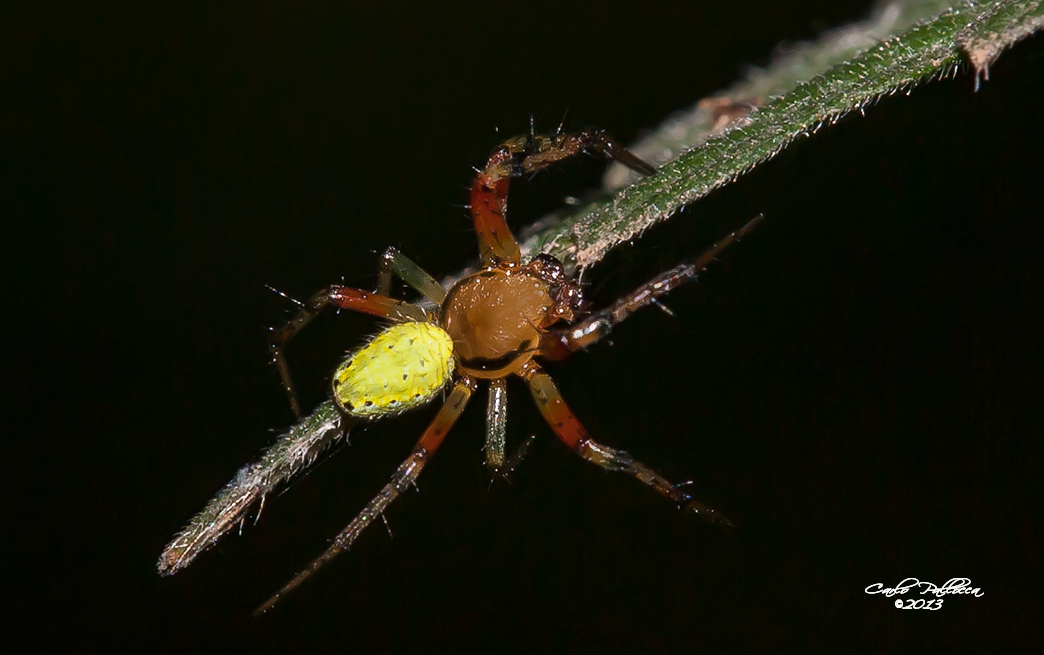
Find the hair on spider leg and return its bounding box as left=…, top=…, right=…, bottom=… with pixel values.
left=488, top=434, right=538, bottom=488
left=502, top=434, right=537, bottom=481
left=651, top=298, right=675, bottom=317
left=555, top=109, right=569, bottom=135
left=264, top=284, right=305, bottom=309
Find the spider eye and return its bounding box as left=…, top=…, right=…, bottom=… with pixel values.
left=528, top=254, right=566, bottom=285
left=556, top=285, right=583, bottom=312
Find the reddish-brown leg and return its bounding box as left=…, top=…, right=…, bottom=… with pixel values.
left=519, top=361, right=732, bottom=525
left=470, top=172, right=520, bottom=267
left=270, top=286, right=430, bottom=418
left=470, top=129, right=657, bottom=267
left=255, top=377, right=477, bottom=614
left=541, top=215, right=763, bottom=361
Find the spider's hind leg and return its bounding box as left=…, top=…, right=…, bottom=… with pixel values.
left=520, top=362, right=733, bottom=527
left=269, top=283, right=430, bottom=419
left=270, top=248, right=443, bottom=419
left=255, top=377, right=476, bottom=614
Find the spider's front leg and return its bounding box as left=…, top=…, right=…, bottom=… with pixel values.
left=519, top=361, right=733, bottom=526
left=470, top=128, right=657, bottom=266
left=254, top=377, right=476, bottom=614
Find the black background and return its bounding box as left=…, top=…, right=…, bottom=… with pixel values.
left=8, top=1, right=1042, bottom=651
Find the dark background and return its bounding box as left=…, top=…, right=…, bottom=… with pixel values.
left=8, top=0, right=1042, bottom=651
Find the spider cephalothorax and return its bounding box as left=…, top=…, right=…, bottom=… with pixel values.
left=158, top=126, right=759, bottom=613
left=442, top=254, right=581, bottom=378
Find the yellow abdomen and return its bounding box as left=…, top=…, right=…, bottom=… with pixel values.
left=332, top=322, right=456, bottom=418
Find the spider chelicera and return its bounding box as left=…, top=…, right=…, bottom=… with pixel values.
left=158, top=128, right=760, bottom=613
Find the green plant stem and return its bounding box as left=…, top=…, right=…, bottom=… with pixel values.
left=515, top=0, right=1043, bottom=273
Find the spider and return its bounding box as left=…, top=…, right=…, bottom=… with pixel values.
left=157, top=127, right=760, bottom=613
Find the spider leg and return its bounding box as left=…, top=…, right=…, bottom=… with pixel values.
left=470, top=170, right=521, bottom=267
left=484, top=378, right=508, bottom=472
left=520, top=361, right=732, bottom=526
left=497, top=434, right=536, bottom=484
left=270, top=285, right=429, bottom=418
left=482, top=377, right=535, bottom=483
left=254, top=377, right=476, bottom=614
left=470, top=129, right=657, bottom=267
left=375, top=246, right=447, bottom=304
left=541, top=215, right=763, bottom=360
